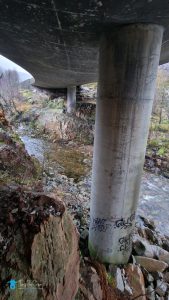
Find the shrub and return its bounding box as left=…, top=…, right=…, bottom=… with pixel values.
left=157, top=147, right=166, bottom=156
left=148, top=139, right=159, bottom=147
left=153, top=123, right=169, bottom=132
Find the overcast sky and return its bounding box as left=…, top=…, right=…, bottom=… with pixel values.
left=0, top=54, right=32, bottom=78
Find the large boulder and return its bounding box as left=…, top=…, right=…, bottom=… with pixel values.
left=0, top=187, right=80, bottom=300
left=124, top=264, right=146, bottom=300
left=0, top=116, right=41, bottom=186
left=36, top=108, right=94, bottom=144
left=134, top=256, right=168, bottom=273
left=32, top=214, right=79, bottom=300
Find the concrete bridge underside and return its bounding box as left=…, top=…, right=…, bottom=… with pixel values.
left=0, top=0, right=169, bottom=88
left=0, top=1, right=169, bottom=264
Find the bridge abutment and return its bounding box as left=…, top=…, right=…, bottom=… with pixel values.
left=89, top=24, right=163, bottom=264
left=67, top=86, right=76, bottom=114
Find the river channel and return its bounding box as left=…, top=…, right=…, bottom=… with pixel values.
left=18, top=125, right=169, bottom=236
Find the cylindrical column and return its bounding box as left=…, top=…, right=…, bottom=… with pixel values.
left=89, top=24, right=163, bottom=264
left=67, top=86, right=76, bottom=114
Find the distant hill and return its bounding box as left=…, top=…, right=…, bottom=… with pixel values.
left=17, top=71, right=33, bottom=82
left=20, top=78, right=35, bottom=88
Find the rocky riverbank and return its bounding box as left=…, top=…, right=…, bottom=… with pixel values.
left=77, top=215, right=169, bottom=300
left=1, top=184, right=169, bottom=299
left=15, top=124, right=169, bottom=299
left=1, top=92, right=169, bottom=299
left=15, top=122, right=169, bottom=236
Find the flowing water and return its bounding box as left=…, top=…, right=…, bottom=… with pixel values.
left=18, top=125, right=169, bottom=236
left=139, top=172, right=169, bottom=235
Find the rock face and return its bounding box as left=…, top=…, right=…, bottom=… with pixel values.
left=155, top=279, right=168, bottom=296
left=36, top=108, right=94, bottom=144
left=125, top=264, right=146, bottom=300
left=76, top=214, right=169, bottom=299
left=108, top=266, right=125, bottom=293
left=133, top=234, right=169, bottom=259
left=32, top=214, right=79, bottom=300
left=77, top=260, right=103, bottom=300
left=0, top=110, right=10, bottom=127
left=159, top=253, right=169, bottom=264
left=0, top=114, right=41, bottom=186
left=134, top=256, right=168, bottom=273
left=0, top=187, right=80, bottom=300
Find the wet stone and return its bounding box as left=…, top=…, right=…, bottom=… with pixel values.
left=135, top=256, right=168, bottom=273
left=144, top=227, right=159, bottom=244
left=164, top=273, right=169, bottom=283
left=155, top=280, right=168, bottom=297
left=162, top=240, right=169, bottom=252
left=146, top=285, right=156, bottom=300
left=142, top=267, right=154, bottom=285
left=159, top=253, right=169, bottom=264
left=123, top=278, right=133, bottom=296
left=152, top=272, right=164, bottom=281
left=109, top=266, right=125, bottom=293
left=155, top=294, right=163, bottom=300
left=124, top=264, right=146, bottom=300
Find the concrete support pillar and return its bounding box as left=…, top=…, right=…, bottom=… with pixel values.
left=67, top=86, right=76, bottom=114
left=89, top=24, right=163, bottom=264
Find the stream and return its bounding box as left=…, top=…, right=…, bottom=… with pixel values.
left=18, top=125, right=169, bottom=236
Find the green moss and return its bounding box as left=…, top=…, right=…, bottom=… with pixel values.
left=48, top=147, right=88, bottom=182
left=88, top=241, right=99, bottom=260
left=88, top=241, right=110, bottom=262
left=106, top=273, right=116, bottom=287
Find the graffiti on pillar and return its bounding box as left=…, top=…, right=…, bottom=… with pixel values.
left=114, top=212, right=135, bottom=229
left=91, top=217, right=111, bottom=232
left=91, top=212, right=135, bottom=232
left=118, top=231, right=134, bottom=253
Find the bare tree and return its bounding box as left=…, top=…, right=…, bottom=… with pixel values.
left=153, top=69, right=169, bottom=123
left=0, top=69, right=20, bottom=114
